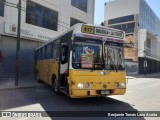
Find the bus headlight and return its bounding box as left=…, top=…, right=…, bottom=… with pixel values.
left=121, top=83, right=126, bottom=88
left=77, top=83, right=83, bottom=89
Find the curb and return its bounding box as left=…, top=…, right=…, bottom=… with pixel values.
left=127, top=74, right=160, bottom=79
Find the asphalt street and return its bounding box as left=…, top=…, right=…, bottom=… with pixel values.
left=0, top=76, right=160, bottom=120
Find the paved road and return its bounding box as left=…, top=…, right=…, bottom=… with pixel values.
left=0, top=76, right=160, bottom=120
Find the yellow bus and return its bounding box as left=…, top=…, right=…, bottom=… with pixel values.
left=35, top=23, right=126, bottom=98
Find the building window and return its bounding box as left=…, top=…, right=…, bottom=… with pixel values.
left=0, top=0, right=4, bottom=17
left=108, top=15, right=134, bottom=25
left=109, top=23, right=135, bottom=33
left=70, top=17, right=84, bottom=27
left=71, top=0, right=87, bottom=12
left=26, top=0, right=58, bottom=31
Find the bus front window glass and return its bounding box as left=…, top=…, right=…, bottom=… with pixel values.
left=72, top=37, right=103, bottom=70
left=105, top=46, right=125, bottom=70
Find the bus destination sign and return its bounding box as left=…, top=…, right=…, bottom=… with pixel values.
left=81, top=25, right=124, bottom=39
left=95, top=27, right=124, bottom=39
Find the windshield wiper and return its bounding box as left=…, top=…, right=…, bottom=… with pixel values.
left=112, top=49, right=118, bottom=72
left=90, top=66, right=96, bottom=72
left=102, top=42, right=107, bottom=71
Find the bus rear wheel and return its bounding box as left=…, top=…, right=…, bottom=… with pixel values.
left=36, top=72, right=41, bottom=83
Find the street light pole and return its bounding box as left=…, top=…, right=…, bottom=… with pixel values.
left=144, top=51, right=146, bottom=76
left=15, top=0, right=21, bottom=86
left=144, top=41, right=147, bottom=76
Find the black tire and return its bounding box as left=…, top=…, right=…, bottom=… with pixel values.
left=36, top=72, right=41, bottom=83
left=53, top=77, right=61, bottom=94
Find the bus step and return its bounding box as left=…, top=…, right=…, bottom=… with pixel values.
left=60, top=86, right=66, bottom=89
left=60, top=87, right=69, bottom=95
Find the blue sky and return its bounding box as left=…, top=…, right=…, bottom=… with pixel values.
left=94, top=0, right=160, bottom=24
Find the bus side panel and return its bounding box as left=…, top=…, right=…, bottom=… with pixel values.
left=48, top=59, right=59, bottom=85
left=37, top=60, right=49, bottom=83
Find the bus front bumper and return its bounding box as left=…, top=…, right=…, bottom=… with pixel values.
left=70, top=88, right=126, bottom=98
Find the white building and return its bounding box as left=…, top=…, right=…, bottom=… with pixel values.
left=104, top=0, right=160, bottom=74
left=0, top=0, right=95, bottom=78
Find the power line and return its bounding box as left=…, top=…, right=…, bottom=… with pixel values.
left=21, top=8, right=69, bottom=29
left=22, top=0, right=27, bottom=2
left=22, top=5, right=69, bottom=26
left=4, top=1, right=18, bottom=6
left=0, top=1, right=70, bottom=29
left=0, top=1, right=18, bottom=9
left=20, top=0, right=71, bottom=21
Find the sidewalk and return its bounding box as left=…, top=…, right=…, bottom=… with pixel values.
left=126, top=72, right=160, bottom=79
left=0, top=77, right=43, bottom=90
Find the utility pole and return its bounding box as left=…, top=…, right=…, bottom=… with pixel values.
left=144, top=41, right=147, bottom=76
left=15, top=0, right=21, bottom=86
left=144, top=51, right=146, bottom=76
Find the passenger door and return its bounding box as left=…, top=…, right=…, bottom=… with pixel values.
left=59, top=31, right=72, bottom=87
left=59, top=41, right=69, bottom=87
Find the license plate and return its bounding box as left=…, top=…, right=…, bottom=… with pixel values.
left=101, top=90, right=110, bottom=95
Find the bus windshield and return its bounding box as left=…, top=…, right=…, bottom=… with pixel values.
left=104, top=45, right=125, bottom=70
left=72, top=37, right=103, bottom=70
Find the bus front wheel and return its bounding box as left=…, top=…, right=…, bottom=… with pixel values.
left=53, top=77, right=61, bottom=94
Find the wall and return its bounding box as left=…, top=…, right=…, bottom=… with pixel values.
left=0, top=35, right=43, bottom=78
left=104, top=0, right=139, bottom=20
left=138, top=29, right=160, bottom=74
left=138, top=29, right=146, bottom=57
left=124, top=34, right=138, bottom=62
left=0, top=0, right=95, bottom=78
left=104, top=0, right=160, bottom=74
left=139, top=0, right=160, bottom=35
left=125, top=61, right=138, bottom=74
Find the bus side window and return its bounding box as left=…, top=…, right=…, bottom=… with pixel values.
left=40, top=48, right=42, bottom=60
left=35, top=50, right=39, bottom=65
left=52, top=40, right=60, bottom=60
left=45, top=46, right=47, bottom=59
left=42, top=47, right=45, bottom=60
left=46, top=43, right=52, bottom=59
left=61, top=44, right=68, bottom=64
